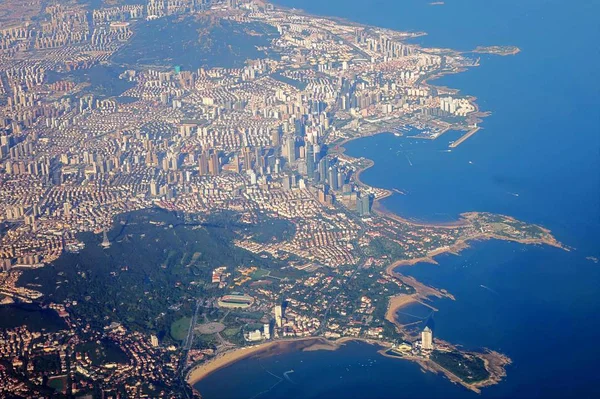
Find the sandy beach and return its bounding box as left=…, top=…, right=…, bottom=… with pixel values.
left=384, top=240, right=473, bottom=275
left=384, top=294, right=419, bottom=327
left=372, top=198, right=469, bottom=228
left=186, top=336, right=386, bottom=386
left=186, top=338, right=320, bottom=385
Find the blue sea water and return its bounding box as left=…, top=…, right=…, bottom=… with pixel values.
left=196, top=0, right=600, bottom=397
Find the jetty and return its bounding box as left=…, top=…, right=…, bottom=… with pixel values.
left=449, top=127, right=481, bottom=148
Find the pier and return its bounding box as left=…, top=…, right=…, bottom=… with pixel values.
left=449, top=127, right=481, bottom=148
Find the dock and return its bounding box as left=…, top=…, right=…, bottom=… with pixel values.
left=449, top=127, right=481, bottom=148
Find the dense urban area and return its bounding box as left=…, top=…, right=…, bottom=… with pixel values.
left=0, top=0, right=559, bottom=397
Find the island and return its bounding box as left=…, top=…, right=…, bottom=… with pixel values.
left=473, top=45, right=521, bottom=56
left=0, top=0, right=556, bottom=397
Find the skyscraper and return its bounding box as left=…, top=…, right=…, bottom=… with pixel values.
left=306, top=142, right=315, bottom=179
left=329, top=165, right=339, bottom=190
left=357, top=193, right=371, bottom=216
left=337, top=169, right=344, bottom=189
left=271, top=127, right=281, bottom=147
left=101, top=227, right=111, bottom=248
left=243, top=146, right=252, bottom=171
left=209, top=150, right=220, bottom=176
left=318, top=157, right=329, bottom=183
left=285, top=136, right=296, bottom=163
left=282, top=174, right=292, bottom=191
left=274, top=305, right=283, bottom=328
left=198, top=150, right=209, bottom=175
left=232, top=153, right=242, bottom=173
left=150, top=179, right=159, bottom=196
left=421, top=326, right=433, bottom=350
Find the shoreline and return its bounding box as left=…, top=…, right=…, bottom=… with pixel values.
left=337, top=127, right=566, bottom=252
left=384, top=228, right=564, bottom=273
left=186, top=336, right=387, bottom=386
left=336, top=131, right=472, bottom=229
left=184, top=77, right=566, bottom=393
left=333, top=60, right=487, bottom=229
left=187, top=9, right=547, bottom=398
left=333, top=128, right=565, bottom=391
left=384, top=294, right=421, bottom=327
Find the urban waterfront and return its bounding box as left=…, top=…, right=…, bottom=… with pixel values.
left=1, top=0, right=597, bottom=396
left=195, top=0, right=600, bottom=398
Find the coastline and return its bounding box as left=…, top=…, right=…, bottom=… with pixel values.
left=337, top=124, right=566, bottom=251
left=330, top=57, right=487, bottom=228
left=330, top=124, right=566, bottom=392
left=186, top=338, right=315, bottom=385
left=335, top=131, right=472, bottom=229
left=184, top=128, right=566, bottom=396
left=186, top=336, right=387, bottom=386
left=190, top=8, right=552, bottom=398
left=384, top=294, right=420, bottom=327
left=383, top=227, right=564, bottom=274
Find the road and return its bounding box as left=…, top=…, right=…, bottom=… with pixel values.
left=178, top=298, right=202, bottom=377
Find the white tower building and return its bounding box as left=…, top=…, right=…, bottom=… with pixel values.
left=421, top=326, right=433, bottom=350
left=274, top=305, right=283, bottom=328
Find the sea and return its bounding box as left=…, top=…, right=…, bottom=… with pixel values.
left=195, top=0, right=600, bottom=398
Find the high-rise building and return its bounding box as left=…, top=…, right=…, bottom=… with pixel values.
left=167, top=152, right=179, bottom=170
left=248, top=170, right=257, bottom=185
left=282, top=174, right=292, bottom=191
left=337, top=170, right=345, bottom=189
left=101, top=228, right=111, bottom=248
left=306, top=142, right=315, bottom=179
left=263, top=323, right=271, bottom=340
left=294, top=119, right=304, bottom=136
left=318, top=157, right=329, bottom=183
left=209, top=151, right=220, bottom=176
left=274, top=305, right=283, bottom=328
left=274, top=158, right=281, bottom=174
left=255, top=147, right=265, bottom=173
left=243, top=146, right=253, bottom=171
left=285, top=136, right=296, bottom=163
left=198, top=150, right=209, bottom=175
left=271, top=127, right=281, bottom=147
left=421, top=326, right=433, bottom=350
left=150, top=179, right=159, bottom=196
left=232, top=153, right=242, bottom=173
left=63, top=202, right=71, bottom=218
left=357, top=193, right=371, bottom=216
left=329, top=165, right=339, bottom=190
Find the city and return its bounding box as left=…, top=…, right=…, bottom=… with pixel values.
left=0, top=0, right=562, bottom=397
